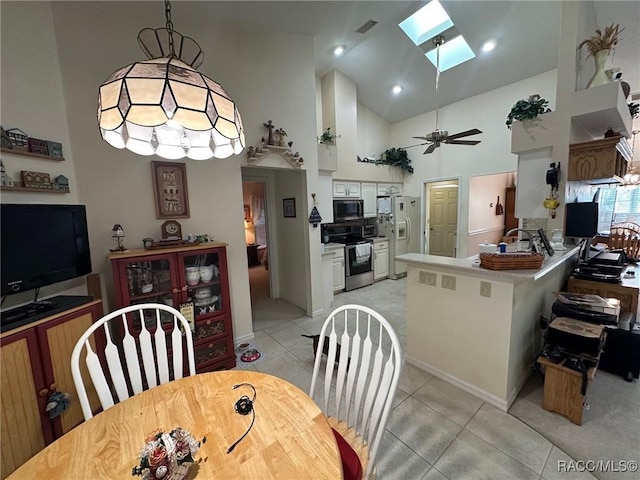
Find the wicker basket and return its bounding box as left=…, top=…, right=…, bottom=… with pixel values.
left=479, top=252, right=544, bottom=270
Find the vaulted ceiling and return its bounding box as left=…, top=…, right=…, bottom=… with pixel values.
left=206, top=1, right=639, bottom=124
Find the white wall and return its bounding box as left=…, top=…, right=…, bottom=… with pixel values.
left=0, top=1, right=88, bottom=308
left=391, top=69, right=558, bottom=256
left=357, top=103, right=391, bottom=162
left=1, top=2, right=323, bottom=336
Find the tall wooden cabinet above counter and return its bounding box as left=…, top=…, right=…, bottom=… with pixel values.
left=108, top=243, right=236, bottom=373
left=567, top=135, right=632, bottom=184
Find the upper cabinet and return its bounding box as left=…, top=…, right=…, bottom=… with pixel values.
left=361, top=182, right=377, bottom=218
left=568, top=135, right=632, bottom=184
left=333, top=181, right=360, bottom=198
left=377, top=183, right=402, bottom=196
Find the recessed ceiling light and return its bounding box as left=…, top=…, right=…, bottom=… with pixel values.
left=392, top=85, right=403, bottom=94
left=333, top=45, right=346, bottom=56
left=482, top=40, right=496, bottom=52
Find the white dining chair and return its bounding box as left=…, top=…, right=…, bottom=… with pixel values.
left=71, top=303, right=195, bottom=420
left=309, top=304, right=402, bottom=479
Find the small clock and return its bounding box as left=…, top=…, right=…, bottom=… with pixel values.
left=161, top=220, right=182, bottom=240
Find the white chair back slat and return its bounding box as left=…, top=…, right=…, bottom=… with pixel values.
left=325, top=324, right=338, bottom=415
left=84, top=342, right=114, bottom=411
left=353, top=321, right=373, bottom=423
left=71, top=304, right=196, bottom=421
left=103, top=322, right=129, bottom=403
left=122, top=318, right=143, bottom=394
left=171, top=317, right=184, bottom=380
left=361, top=342, right=384, bottom=435
left=154, top=310, right=170, bottom=384
left=309, top=304, right=402, bottom=480
left=344, top=324, right=362, bottom=425
left=334, top=312, right=352, bottom=420
left=137, top=310, right=158, bottom=389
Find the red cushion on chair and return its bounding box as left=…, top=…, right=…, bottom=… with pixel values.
left=332, top=428, right=363, bottom=480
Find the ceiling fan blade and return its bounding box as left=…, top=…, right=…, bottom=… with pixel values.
left=403, top=142, right=430, bottom=149
left=446, top=128, right=482, bottom=140
left=423, top=143, right=437, bottom=154
left=446, top=140, right=481, bottom=145
left=413, top=136, right=429, bottom=141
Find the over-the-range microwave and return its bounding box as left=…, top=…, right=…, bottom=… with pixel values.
left=333, top=199, right=364, bottom=222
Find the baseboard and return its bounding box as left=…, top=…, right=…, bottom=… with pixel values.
left=405, top=355, right=509, bottom=412
left=234, top=332, right=255, bottom=346
left=507, top=368, right=534, bottom=410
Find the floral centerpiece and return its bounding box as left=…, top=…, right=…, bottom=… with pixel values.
left=132, top=427, right=205, bottom=480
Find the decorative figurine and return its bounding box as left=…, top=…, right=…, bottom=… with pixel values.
left=1, top=161, right=14, bottom=186
left=263, top=121, right=275, bottom=145
left=247, top=146, right=255, bottom=158
left=287, top=140, right=293, bottom=151
left=110, top=224, right=126, bottom=252
left=276, top=128, right=287, bottom=147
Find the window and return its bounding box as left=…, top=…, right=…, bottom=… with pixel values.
left=594, top=185, right=640, bottom=234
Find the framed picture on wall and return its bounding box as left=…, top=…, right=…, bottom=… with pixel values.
left=151, top=161, right=190, bottom=219
left=283, top=197, right=296, bottom=218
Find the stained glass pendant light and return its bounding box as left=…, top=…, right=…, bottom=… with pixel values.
left=97, top=0, right=245, bottom=160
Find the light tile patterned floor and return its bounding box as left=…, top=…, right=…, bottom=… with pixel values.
left=242, top=267, right=598, bottom=480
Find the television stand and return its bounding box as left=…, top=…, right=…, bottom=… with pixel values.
left=0, top=295, right=93, bottom=333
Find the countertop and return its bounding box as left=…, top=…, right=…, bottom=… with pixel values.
left=396, top=246, right=580, bottom=284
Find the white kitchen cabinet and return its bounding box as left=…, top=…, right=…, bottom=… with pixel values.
left=333, top=181, right=360, bottom=198
left=374, top=239, right=389, bottom=280
left=330, top=246, right=345, bottom=292
left=361, top=182, right=377, bottom=217
left=377, top=183, right=402, bottom=196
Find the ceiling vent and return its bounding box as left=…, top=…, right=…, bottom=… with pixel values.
left=355, top=19, right=378, bottom=34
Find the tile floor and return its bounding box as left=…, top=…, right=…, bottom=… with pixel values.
left=243, top=267, right=599, bottom=480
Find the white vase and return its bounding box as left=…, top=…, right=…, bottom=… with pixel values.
left=587, top=49, right=610, bottom=88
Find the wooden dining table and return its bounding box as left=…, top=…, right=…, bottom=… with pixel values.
left=8, top=370, right=343, bottom=479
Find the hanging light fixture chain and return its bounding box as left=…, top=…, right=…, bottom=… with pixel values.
left=165, top=0, right=175, bottom=57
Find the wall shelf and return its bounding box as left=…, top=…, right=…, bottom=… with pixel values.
left=1, top=147, right=65, bottom=161
left=0, top=183, right=69, bottom=193
left=247, top=144, right=303, bottom=169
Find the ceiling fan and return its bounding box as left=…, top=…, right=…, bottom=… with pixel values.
left=408, top=36, right=482, bottom=154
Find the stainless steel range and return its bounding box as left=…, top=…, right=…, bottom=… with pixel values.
left=343, top=238, right=374, bottom=291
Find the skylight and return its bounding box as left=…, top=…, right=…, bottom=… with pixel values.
left=398, top=0, right=452, bottom=46
left=399, top=0, right=476, bottom=71
left=425, top=35, right=475, bottom=72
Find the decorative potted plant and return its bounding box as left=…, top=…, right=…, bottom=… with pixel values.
left=380, top=147, right=414, bottom=174
left=506, top=94, right=551, bottom=129
left=578, top=23, right=624, bottom=88
left=318, top=127, right=337, bottom=145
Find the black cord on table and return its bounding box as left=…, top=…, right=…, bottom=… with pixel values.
left=227, top=383, right=257, bottom=454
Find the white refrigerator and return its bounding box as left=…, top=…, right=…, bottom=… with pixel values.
left=377, top=196, right=421, bottom=279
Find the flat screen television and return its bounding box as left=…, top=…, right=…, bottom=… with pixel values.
left=565, top=202, right=599, bottom=238
left=1, top=204, right=92, bottom=296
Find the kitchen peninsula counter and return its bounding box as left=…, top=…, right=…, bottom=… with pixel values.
left=396, top=247, right=579, bottom=411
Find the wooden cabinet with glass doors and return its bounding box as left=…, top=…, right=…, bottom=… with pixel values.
left=109, top=243, right=235, bottom=373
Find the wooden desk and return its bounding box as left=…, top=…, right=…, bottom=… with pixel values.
left=567, top=268, right=639, bottom=314
left=537, top=356, right=598, bottom=425
left=8, top=371, right=342, bottom=479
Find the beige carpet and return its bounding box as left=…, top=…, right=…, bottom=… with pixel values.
left=510, top=370, right=640, bottom=480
